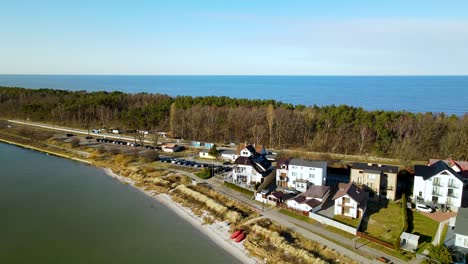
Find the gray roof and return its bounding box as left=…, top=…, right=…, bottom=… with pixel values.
left=351, top=162, right=398, bottom=174
left=415, top=160, right=462, bottom=181
left=289, top=159, right=327, bottom=168
left=303, top=185, right=330, bottom=199
left=455, top=208, right=468, bottom=236
left=220, top=149, right=236, bottom=155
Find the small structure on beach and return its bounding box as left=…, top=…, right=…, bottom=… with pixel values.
left=400, top=232, right=419, bottom=252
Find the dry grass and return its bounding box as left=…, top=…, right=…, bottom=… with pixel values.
left=174, top=185, right=243, bottom=223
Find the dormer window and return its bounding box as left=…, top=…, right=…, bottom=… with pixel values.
left=281, top=164, right=287, bottom=169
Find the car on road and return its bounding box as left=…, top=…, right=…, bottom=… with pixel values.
left=415, top=204, right=433, bottom=213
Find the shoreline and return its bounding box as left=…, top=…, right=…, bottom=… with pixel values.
left=0, top=139, right=260, bottom=264
left=0, top=138, right=91, bottom=164
left=102, top=168, right=259, bottom=264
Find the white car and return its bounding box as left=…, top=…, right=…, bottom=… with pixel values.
left=416, top=204, right=433, bottom=213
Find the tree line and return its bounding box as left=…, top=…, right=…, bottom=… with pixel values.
left=0, top=86, right=466, bottom=162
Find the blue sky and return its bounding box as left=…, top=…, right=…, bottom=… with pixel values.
left=1, top=0, right=467, bottom=75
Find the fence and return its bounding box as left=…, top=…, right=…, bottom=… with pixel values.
left=309, top=213, right=357, bottom=235
left=356, top=231, right=396, bottom=249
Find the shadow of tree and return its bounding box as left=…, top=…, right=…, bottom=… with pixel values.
left=359, top=200, right=389, bottom=232
left=407, top=208, right=414, bottom=233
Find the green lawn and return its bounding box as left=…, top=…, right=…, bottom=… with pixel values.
left=363, top=201, right=404, bottom=244
left=410, top=211, right=439, bottom=253
left=279, top=209, right=318, bottom=225
left=439, top=223, right=449, bottom=245
left=334, top=215, right=361, bottom=228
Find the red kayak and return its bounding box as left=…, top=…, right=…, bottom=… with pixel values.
left=230, top=230, right=242, bottom=239
left=234, top=232, right=245, bottom=243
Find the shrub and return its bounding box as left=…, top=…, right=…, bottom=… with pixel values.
left=70, top=138, right=80, bottom=148
left=195, top=168, right=212, bottom=179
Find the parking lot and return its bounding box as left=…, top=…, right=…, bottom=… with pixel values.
left=158, top=157, right=232, bottom=173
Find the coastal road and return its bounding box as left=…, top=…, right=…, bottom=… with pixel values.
left=7, top=120, right=162, bottom=145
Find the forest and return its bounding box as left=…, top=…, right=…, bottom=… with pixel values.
left=0, top=86, right=466, bottom=161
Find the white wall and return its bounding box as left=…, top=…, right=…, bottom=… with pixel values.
left=334, top=194, right=359, bottom=218
left=413, top=170, right=463, bottom=208
left=233, top=165, right=262, bottom=185
left=455, top=234, right=468, bottom=248
left=286, top=199, right=312, bottom=212
left=287, top=164, right=326, bottom=190
left=309, top=213, right=357, bottom=235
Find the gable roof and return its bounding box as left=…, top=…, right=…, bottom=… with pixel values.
left=455, top=207, right=468, bottom=236
left=332, top=183, right=367, bottom=205
left=304, top=198, right=322, bottom=208
left=415, top=160, right=462, bottom=181
left=351, top=162, right=398, bottom=174
left=303, top=185, right=330, bottom=199
left=234, top=155, right=272, bottom=176
left=276, top=157, right=291, bottom=169
left=289, top=159, right=327, bottom=168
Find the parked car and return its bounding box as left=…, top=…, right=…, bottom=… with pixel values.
left=416, top=204, right=433, bottom=213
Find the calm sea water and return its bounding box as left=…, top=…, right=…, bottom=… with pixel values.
left=0, top=143, right=239, bottom=264
left=0, top=75, right=467, bottom=115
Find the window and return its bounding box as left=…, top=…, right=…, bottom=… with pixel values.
left=359, top=170, right=363, bottom=174
left=291, top=172, right=297, bottom=177
left=368, top=174, right=376, bottom=180
left=309, top=174, right=315, bottom=179
left=419, top=191, right=422, bottom=197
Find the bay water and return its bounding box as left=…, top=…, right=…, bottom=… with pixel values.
left=0, top=143, right=240, bottom=264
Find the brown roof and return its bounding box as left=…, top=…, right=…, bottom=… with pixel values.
left=332, top=183, right=367, bottom=205
left=236, top=143, right=264, bottom=155
left=293, top=196, right=307, bottom=203
left=303, top=185, right=330, bottom=199
left=304, top=199, right=322, bottom=208
left=270, top=191, right=286, bottom=199
left=276, top=157, right=291, bottom=169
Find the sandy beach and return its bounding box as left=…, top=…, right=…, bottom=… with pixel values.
left=103, top=168, right=260, bottom=264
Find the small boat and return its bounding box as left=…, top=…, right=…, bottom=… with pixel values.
left=230, top=230, right=242, bottom=239
left=234, top=232, right=245, bottom=243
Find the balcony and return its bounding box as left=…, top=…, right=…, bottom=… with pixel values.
left=432, top=191, right=444, bottom=197
left=448, top=183, right=460, bottom=189
left=432, top=181, right=444, bottom=187
left=279, top=176, right=288, bottom=182
left=447, top=192, right=459, bottom=198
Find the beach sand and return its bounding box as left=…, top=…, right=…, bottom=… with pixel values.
left=103, top=168, right=260, bottom=264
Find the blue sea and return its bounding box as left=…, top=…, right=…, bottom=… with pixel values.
left=0, top=75, right=467, bottom=115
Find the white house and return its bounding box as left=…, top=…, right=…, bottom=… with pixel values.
left=276, top=158, right=327, bottom=192
left=454, top=208, right=468, bottom=250
left=333, top=183, right=367, bottom=219
left=413, top=160, right=464, bottom=211
left=199, top=150, right=216, bottom=159
left=255, top=190, right=292, bottom=206
left=231, top=145, right=272, bottom=187
left=232, top=157, right=264, bottom=186
left=286, top=185, right=330, bottom=214
left=220, top=149, right=238, bottom=162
